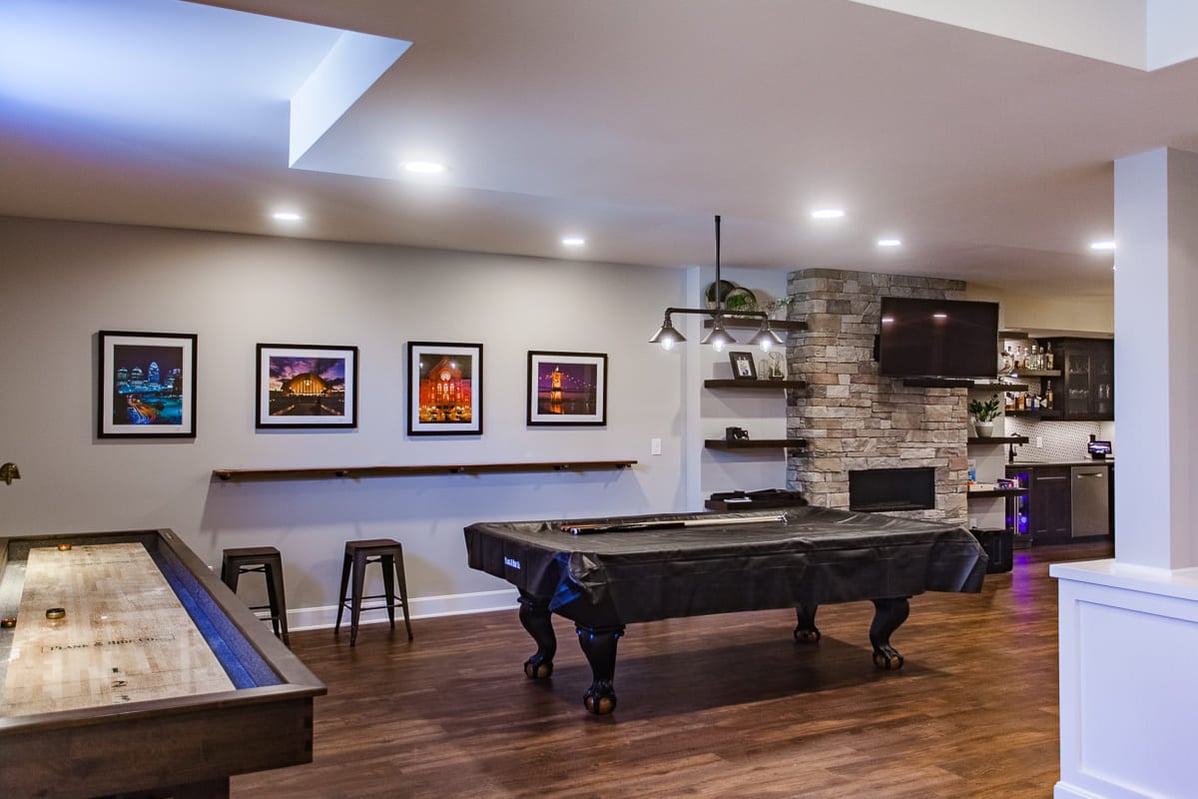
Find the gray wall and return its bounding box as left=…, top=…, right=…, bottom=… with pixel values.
left=0, top=217, right=691, bottom=626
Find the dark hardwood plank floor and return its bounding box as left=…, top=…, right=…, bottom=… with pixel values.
left=232, top=540, right=1112, bottom=798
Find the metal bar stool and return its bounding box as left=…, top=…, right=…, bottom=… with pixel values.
left=220, top=546, right=290, bottom=646
left=335, top=538, right=413, bottom=646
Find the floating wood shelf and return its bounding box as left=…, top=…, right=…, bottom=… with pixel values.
left=702, top=318, right=808, bottom=332
left=1011, top=369, right=1061, bottom=378
left=900, top=377, right=976, bottom=388
left=971, top=380, right=1028, bottom=391
left=703, top=379, right=807, bottom=390
left=704, top=439, right=807, bottom=451
left=968, top=435, right=1029, bottom=445
left=212, top=460, right=637, bottom=482
left=966, top=487, right=1029, bottom=499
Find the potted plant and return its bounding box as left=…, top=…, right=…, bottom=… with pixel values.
left=969, top=394, right=1001, bottom=437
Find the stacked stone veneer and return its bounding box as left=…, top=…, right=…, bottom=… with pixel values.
left=785, top=269, right=969, bottom=526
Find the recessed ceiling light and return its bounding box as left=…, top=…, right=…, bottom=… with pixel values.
left=877, top=238, right=902, bottom=248
left=811, top=209, right=845, bottom=220
left=1090, top=240, right=1116, bottom=251
left=561, top=236, right=586, bottom=247
left=401, top=161, right=447, bottom=174
left=272, top=211, right=302, bottom=222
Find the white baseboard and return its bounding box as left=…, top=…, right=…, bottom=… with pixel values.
left=283, top=587, right=520, bottom=632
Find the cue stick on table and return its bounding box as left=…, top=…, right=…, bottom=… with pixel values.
left=562, top=513, right=787, bottom=535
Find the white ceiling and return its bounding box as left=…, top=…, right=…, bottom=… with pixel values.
left=5, top=0, right=1198, bottom=297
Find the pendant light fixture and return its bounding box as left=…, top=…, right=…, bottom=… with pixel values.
left=649, top=215, right=785, bottom=352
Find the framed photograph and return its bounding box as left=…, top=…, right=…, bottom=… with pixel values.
left=98, top=331, right=197, bottom=438
left=729, top=350, right=758, bottom=380
left=256, top=344, right=358, bottom=429
left=527, top=351, right=608, bottom=426
left=408, top=342, right=483, bottom=436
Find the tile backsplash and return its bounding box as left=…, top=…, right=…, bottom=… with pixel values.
left=1004, top=417, right=1116, bottom=462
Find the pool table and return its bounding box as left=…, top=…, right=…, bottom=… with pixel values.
left=0, top=529, right=325, bottom=798
left=465, top=507, right=986, bottom=714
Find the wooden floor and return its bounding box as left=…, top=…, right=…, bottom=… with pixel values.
left=232, top=540, right=1112, bottom=799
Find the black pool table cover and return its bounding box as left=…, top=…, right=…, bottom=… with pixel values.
left=465, top=506, right=987, bottom=625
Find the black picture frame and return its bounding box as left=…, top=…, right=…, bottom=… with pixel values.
left=408, top=342, right=483, bottom=436
left=98, top=330, right=197, bottom=438
left=729, top=350, right=758, bottom=380
left=526, top=350, right=608, bottom=426
left=255, top=343, right=358, bottom=429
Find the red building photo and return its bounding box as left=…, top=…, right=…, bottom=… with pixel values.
left=417, top=353, right=473, bottom=423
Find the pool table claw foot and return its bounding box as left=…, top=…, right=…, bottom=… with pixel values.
left=518, top=592, right=558, bottom=681
left=583, top=681, right=617, bottom=715
left=868, top=597, right=910, bottom=670
left=793, top=603, right=821, bottom=643
left=524, top=654, right=554, bottom=680
left=872, top=645, right=904, bottom=670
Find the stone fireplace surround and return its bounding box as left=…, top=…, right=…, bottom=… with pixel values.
left=784, top=269, right=969, bottom=526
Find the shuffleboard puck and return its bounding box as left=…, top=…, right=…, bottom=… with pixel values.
left=45, top=607, right=66, bottom=620
left=0, top=617, right=15, bottom=628
left=57, top=542, right=72, bottom=551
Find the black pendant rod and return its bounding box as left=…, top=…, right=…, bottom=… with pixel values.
left=714, top=214, right=722, bottom=311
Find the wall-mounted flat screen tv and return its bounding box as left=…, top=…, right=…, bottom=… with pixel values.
left=878, top=297, right=999, bottom=378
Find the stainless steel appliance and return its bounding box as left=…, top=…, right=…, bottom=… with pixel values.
left=1070, top=465, right=1110, bottom=537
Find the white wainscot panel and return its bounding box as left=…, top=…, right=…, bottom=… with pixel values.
left=1054, top=560, right=1198, bottom=799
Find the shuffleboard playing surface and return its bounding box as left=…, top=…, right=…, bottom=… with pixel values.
left=0, top=542, right=234, bottom=716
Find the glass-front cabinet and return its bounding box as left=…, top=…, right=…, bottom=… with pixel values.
left=1000, top=335, right=1113, bottom=422
left=1045, top=337, right=1114, bottom=421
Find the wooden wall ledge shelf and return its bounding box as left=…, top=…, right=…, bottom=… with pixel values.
left=704, top=439, right=807, bottom=450
left=703, top=379, right=807, bottom=389
left=967, top=487, right=1029, bottom=499
left=968, top=435, right=1029, bottom=445
left=702, top=318, right=808, bottom=332
left=213, top=460, right=637, bottom=482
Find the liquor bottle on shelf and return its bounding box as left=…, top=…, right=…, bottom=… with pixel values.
left=1045, top=380, right=1054, bottom=409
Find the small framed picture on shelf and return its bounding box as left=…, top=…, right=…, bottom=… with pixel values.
left=728, top=351, right=757, bottom=380
left=98, top=330, right=198, bottom=438
left=408, top=341, right=483, bottom=436
left=527, top=350, right=608, bottom=426
left=763, top=350, right=787, bottom=380
left=256, top=343, right=358, bottom=429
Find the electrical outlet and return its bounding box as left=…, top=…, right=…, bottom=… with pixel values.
left=651, top=438, right=662, bottom=456
left=1036, top=436, right=1043, bottom=448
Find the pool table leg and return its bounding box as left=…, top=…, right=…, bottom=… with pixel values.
left=575, top=624, right=624, bottom=715
left=793, top=603, right=821, bottom=643
left=518, top=593, right=557, bottom=679
left=869, top=597, right=910, bottom=670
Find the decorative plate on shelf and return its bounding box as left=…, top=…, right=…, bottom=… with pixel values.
left=722, top=287, right=758, bottom=313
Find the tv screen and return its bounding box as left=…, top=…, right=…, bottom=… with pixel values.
left=878, top=297, right=999, bottom=378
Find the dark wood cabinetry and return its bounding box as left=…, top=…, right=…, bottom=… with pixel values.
left=1006, top=462, right=1113, bottom=544
left=1041, top=337, right=1114, bottom=420
left=1023, top=465, right=1072, bottom=540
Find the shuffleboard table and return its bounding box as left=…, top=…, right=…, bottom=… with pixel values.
left=465, top=507, right=986, bottom=714
left=0, top=529, right=325, bottom=798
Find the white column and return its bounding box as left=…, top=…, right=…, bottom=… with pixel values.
left=1054, top=147, right=1198, bottom=799
left=1111, top=147, right=1198, bottom=569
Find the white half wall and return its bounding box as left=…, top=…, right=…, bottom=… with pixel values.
left=1053, top=561, right=1198, bottom=799
left=0, top=216, right=691, bottom=622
